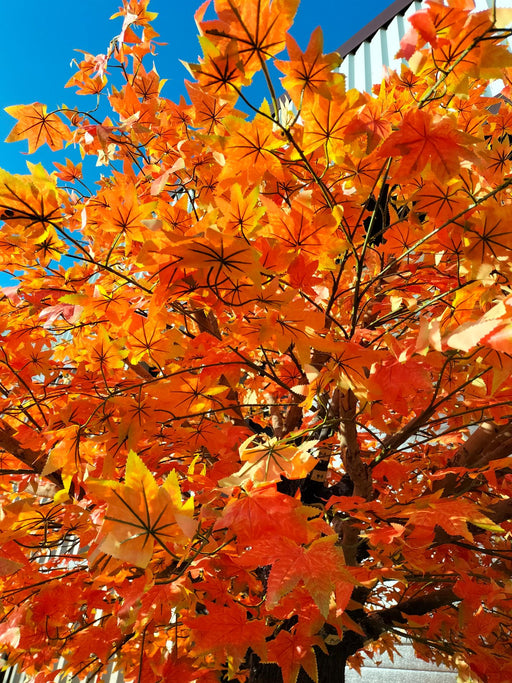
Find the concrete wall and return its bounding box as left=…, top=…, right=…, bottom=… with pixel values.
left=346, top=641, right=457, bottom=682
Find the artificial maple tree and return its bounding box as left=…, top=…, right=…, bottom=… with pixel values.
left=1, top=0, right=512, bottom=681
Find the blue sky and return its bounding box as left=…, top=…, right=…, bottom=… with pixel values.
left=1, top=0, right=390, bottom=174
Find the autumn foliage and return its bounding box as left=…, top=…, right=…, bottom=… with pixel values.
left=2, top=0, right=512, bottom=681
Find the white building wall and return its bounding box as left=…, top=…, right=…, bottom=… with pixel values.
left=346, top=642, right=457, bottom=682
left=339, top=1, right=420, bottom=91
left=339, top=0, right=505, bottom=92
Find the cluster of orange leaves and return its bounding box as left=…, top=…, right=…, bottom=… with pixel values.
left=1, top=0, right=512, bottom=681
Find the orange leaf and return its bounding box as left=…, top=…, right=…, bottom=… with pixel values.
left=379, top=110, right=478, bottom=180
left=5, top=103, right=70, bottom=153
left=266, top=630, right=319, bottom=683
left=190, top=601, right=268, bottom=664
left=267, top=535, right=348, bottom=617
left=275, top=27, right=341, bottom=103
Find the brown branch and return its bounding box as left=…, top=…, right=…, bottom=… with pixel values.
left=0, top=469, right=38, bottom=475
left=435, top=421, right=512, bottom=497
left=451, top=421, right=508, bottom=468
left=364, top=587, right=458, bottom=640
left=191, top=307, right=222, bottom=339
left=311, top=586, right=460, bottom=673
left=378, top=586, right=458, bottom=619
left=271, top=402, right=285, bottom=439
left=378, top=406, right=436, bottom=459
left=339, top=389, right=371, bottom=500
left=0, top=420, right=63, bottom=490
left=471, top=432, right=512, bottom=470
left=283, top=400, right=303, bottom=436
left=487, top=498, right=512, bottom=525
left=337, top=389, right=372, bottom=565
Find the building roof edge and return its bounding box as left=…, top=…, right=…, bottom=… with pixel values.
left=335, top=0, right=415, bottom=57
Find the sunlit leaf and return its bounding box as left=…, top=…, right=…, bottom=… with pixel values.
left=5, top=103, right=70, bottom=153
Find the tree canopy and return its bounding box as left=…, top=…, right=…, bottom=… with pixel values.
left=1, top=0, right=512, bottom=681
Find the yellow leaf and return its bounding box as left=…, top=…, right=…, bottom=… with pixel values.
left=220, top=436, right=317, bottom=487
left=87, top=451, right=196, bottom=568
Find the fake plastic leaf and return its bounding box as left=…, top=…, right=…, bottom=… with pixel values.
left=214, top=486, right=313, bottom=547
left=407, top=497, right=502, bottom=544
left=190, top=601, right=268, bottom=665
left=301, top=85, right=360, bottom=155
left=199, top=0, right=300, bottom=79
left=266, top=630, right=319, bottom=683
left=88, top=451, right=196, bottom=568
left=220, top=435, right=316, bottom=486
left=275, top=27, right=341, bottom=103
left=53, top=158, right=83, bottom=182
left=379, top=110, right=478, bottom=180
left=0, top=166, right=65, bottom=258
left=267, top=535, right=348, bottom=617
left=0, top=557, right=23, bottom=577
left=445, top=298, right=509, bottom=352
left=5, top=103, right=70, bottom=153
